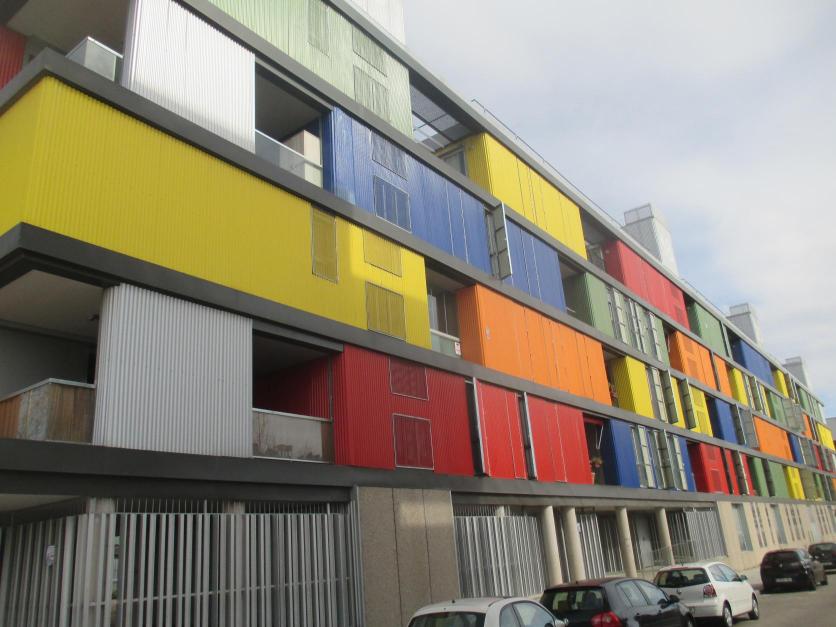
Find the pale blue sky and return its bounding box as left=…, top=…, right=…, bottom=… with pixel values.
left=404, top=0, right=836, bottom=414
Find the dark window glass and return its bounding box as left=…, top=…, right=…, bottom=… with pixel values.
left=513, top=602, right=555, bottom=627
left=709, top=565, right=729, bottom=582
left=373, top=176, right=411, bottom=230
left=617, top=581, right=647, bottom=607
left=409, top=612, right=486, bottom=627
left=500, top=606, right=521, bottom=627
left=655, top=568, right=709, bottom=587
left=635, top=580, right=666, bottom=605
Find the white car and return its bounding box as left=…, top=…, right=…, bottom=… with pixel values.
left=408, top=597, right=567, bottom=627
left=655, top=561, right=759, bottom=627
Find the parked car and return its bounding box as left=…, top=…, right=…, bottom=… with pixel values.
left=540, top=577, right=693, bottom=627
left=809, top=542, right=836, bottom=571
left=408, top=597, right=568, bottom=627
left=760, top=549, right=827, bottom=592
left=655, top=561, right=759, bottom=626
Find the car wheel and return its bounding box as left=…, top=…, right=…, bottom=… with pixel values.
left=748, top=595, right=760, bottom=620
left=821, top=573, right=828, bottom=586
left=806, top=573, right=817, bottom=591
left=685, top=617, right=695, bottom=627
left=720, top=603, right=733, bottom=627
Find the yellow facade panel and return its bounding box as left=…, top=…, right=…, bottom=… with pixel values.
left=0, top=78, right=431, bottom=348
left=669, top=377, right=687, bottom=429
left=773, top=370, right=789, bottom=397
left=728, top=367, right=748, bottom=406
left=610, top=356, right=654, bottom=419
left=784, top=466, right=805, bottom=500
left=690, top=386, right=714, bottom=437
left=817, top=423, right=836, bottom=451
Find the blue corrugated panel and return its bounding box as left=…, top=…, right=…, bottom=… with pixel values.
left=707, top=397, right=740, bottom=445
left=679, top=437, right=696, bottom=491
left=730, top=337, right=773, bottom=385
left=503, top=220, right=567, bottom=311
left=788, top=433, right=803, bottom=464
left=322, top=108, right=493, bottom=274
left=602, top=419, right=640, bottom=488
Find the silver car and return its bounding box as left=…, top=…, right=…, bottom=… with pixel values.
left=408, top=597, right=567, bottom=627
left=655, top=561, right=759, bottom=627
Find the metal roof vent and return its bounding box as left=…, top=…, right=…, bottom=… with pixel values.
left=622, top=203, right=679, bottom=275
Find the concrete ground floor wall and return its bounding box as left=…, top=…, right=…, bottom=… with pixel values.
left=0, top=487, right=834, bottom=627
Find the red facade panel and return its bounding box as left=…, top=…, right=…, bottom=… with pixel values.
left=333, top=346, right=474, bottom=475
left=477, top=382, right=527, bottom=479
left=393, top=414, right=433, bottom=469
left=741, top=454, right=756, bottom=495
left=0, top=25, right=25, bottom=90
left=688, top=442, right=730, bottom=494
left=254, top=357, right=330, bottom=419
left=723, top=449, right=740, bottom=495
left=527, top=396, right=591, bottom=484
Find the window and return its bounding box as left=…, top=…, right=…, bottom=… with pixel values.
left=608, top=287, right=630, bottom=344
left=363, top=230, right=402, bottom=275
left=617, top=581, right=647, bottom=607
left=750, top=504, right=768, bottom=547
left=352, top=26, right=386, bottom=74
left=626, top=300, right=646, bottom=352
left=772, top=505, right=787, bottom=544
left=371, top=134, right=406, bottom=177
left=311, top=208, right=338, bottom=281
left=499, top=606, right=520, bottom=627
left=732, top=452, right=749, bottom=495
left=733, top=504, right=753, bottom=551
left=373, top=176, right=410, bottom=230
left=389, top=358, right=428, bottom=399
left=762, top=459, right=776, bottom=497
left=308, top=0, right=329, bottom=54
left=645, top=311, right=665, bottom=361
left=647, top=367, right=668, bottom=422
left=634, top=580, right=666, bottom=605
left=427, top=285, right=459, bottom=338
left=512, top=602, right=555, bottom=627
left=442, top=149, right=467, bottom=176
left=657, top=432, right=687, bottom=490
left=680, top=384, right=698, bottom=429
left=366, top=283, right=406, bottom=339
left=660, top=372, right=682, bottom=423
left=709, top=564, right=729, bottom=582
left=519, top=395, right=536, bottom=480
left=393, top=414, right=433, bottom=469
left=632, top=426, right=657, bottom=488
left=718, top=564, right=739, bottom=582
left=355, top=67, right=390, bottom=122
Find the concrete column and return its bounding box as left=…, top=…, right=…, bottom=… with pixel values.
left=655, top=507, right=675, bottom=566
left=561, top=507, right=585, bottom=582
left=539, top=506, right=564, bottom=586
left=615, top=507, right=638, bottom=577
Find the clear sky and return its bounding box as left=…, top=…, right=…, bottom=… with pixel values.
left=403, top=0, right=836, bottom=415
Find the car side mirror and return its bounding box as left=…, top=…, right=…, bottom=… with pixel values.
left=667, top=594, right=680, bottom=604
left=739, top=574, right=748, bottom=582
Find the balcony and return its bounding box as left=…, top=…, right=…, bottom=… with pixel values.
left=430, top=329, right=461, bottom=358
left=66, top=36, right=122, bottom=82
left=252, top=409, right=333, bottom=463
left=0, top=379, right=95, bottom=444
left=255, top=130, right=323, bottom=187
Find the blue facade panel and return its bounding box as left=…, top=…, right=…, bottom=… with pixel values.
left=679, top=437, right=697, bottom=491
left=503, top=220, right=567, bottom=311
left=322, top=108, right=493, bottom=274
left=707, top=397, right=740, bottom=445
left=602, top=419, right=640, bottom=488
left=788, top=433, right=803, bottom=464
left=731, top=337, right=773, bottom=386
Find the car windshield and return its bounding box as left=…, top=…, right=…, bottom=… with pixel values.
left=655, top=568, right=709, bottom=587
left=763, top=551, right=799, bottom=564
left=811, top=543, right=834, bottom=551
left=409, top=612, right=486, bottom=627
left=541, top=587, right=607, bottom=616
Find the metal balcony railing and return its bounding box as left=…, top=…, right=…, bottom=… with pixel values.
left=430, top=328, right=461, bottom=358
left=255, top=130, right=323, bottom=187
left=66, top=37, right=122, bottom=82
left=252, top=408, right=334, bottom=463
left=0, top=379, right=95, bottom=444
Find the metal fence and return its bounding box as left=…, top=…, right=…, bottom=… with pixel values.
left=667, top=507, right=727, bottom=564
left=454, top=507, right=546, bottom=598
left=577, top=512, right=624, bottom=578
left=0, top=502, right=363, bottom=627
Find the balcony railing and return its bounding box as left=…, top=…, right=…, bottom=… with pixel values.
left=430, top=329, right=461, bottom=358
left=0, top=379, right=95, bottom=444
left=66, top=37, right=122, bottom=82
left=252, top=409, right=333, bottom=463
left=255, top=130, right=323, bottom=187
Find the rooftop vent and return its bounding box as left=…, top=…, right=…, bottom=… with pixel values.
left=622, top=203, right=679, bottom=275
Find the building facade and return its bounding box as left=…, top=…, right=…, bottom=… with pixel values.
left=0, top=1, right=834, bottom=625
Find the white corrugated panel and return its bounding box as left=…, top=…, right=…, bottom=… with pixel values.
left=121, top=0, right=255, bottom=150
left=348, top=0, right=406, bottom=44
left=94, top=284, right=252, bottom=457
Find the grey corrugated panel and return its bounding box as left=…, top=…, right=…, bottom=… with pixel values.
left=94, top=284, right=252, bottom=457
left=122, top=0, right=255, bottom=150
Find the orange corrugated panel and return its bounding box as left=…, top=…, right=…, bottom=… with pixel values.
left=524, top=308, right=552, bottom=388
left=670, top=331, right=715, bottom=389
left=699, top=349, right=717, bottom=391
left=803, top=413, right=813, bottom=439
left=556, top=323, right=583, bottom=397
left=456, top=286, right=486, bottom=365
left=583, top=335, right=612, bottom=405
left=510, top=299, right=532, bottom=382
left=713, top=356, right=732, bottom=397
left=754, top=417, right=793, bottom=461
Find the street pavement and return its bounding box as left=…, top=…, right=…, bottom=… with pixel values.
left=734, top=567, right=834, bottom=626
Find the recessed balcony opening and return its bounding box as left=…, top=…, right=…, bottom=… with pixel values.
left=0, top=270, right=102, bottom=444
left=252, top=333, right=337, bottom=463
left=581, top=215, right=610, bottom=271
left=255, top=65, right=327, bottom=187
left=425, top=267, right=465, bottom=358
left=410, top=84, right=473, bottom=157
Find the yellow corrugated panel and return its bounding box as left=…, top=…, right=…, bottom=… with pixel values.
left=461, top=133, right=587, bottom=258
left=312, top=208, right=338, bottom=281
left=817, top=423, right=836, bottom=451
left=363, top=230, right=402, bottom=276
left=728, top=367, right=748, bottom=406
left=689, top=386, right=714, bottom=436
left=761, top=385, right=772, bottom=417
left=784, top=466, right=805, bottom=500
left=610, top=356, right=654, bottom=419
left=669, top=377, right=687, bottom=429
left=0, top=78, right=431, bottom=348
left=773, top=370, right=789, bottom=397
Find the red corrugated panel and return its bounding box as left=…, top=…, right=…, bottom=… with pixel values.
left=390, top=357, right=429, bottom=399
left=813, top=445, right=824, bottom=471
left=477, top=381, right=527, bottom=479
left=393, top=414, right=433, bottom=468
left=527, top=396, right=591, bottom=484
left=561, top=404, right=594, bottom=484
left=0, top=25, right=25, bottom=90
left=253, top=357, right=330, bottom=419
left=688, top=442, right=730, bottom=494
left=724, top=449, right=740, bottom=495
left=603, top=240, right=648, bottom=301
left=741, top=454, right=756, bottom=495
left=332, top=345, right=474, bottom=475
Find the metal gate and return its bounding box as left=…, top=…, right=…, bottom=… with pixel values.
left=0, top=501, right=364, bottom=627
left=577, top=512, right=623, bottom=578
left=667, top=507, right=727, bottom=562
left=454, top=505, right=546, bottom=597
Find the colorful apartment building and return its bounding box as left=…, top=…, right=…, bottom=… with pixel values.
left=0, top=1, right=834, bottom=625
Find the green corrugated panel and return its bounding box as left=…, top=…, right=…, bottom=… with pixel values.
left=687, top=302, right=729, bottom=358
left=565, top=273, right=614, bottom=337
left=813, top=473, right=825, bottom=500
left=767, top=391, right=787, bottom=425
left=768, top=461, right=790, bottom=498
left=209, top=0, right=413, bottom=135
left=748, top=456, right=767, bottom=496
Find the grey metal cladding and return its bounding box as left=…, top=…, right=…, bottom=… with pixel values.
left=122, top=0, right=256, bottom=151
left=94, top=284, right=252, bottom=457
